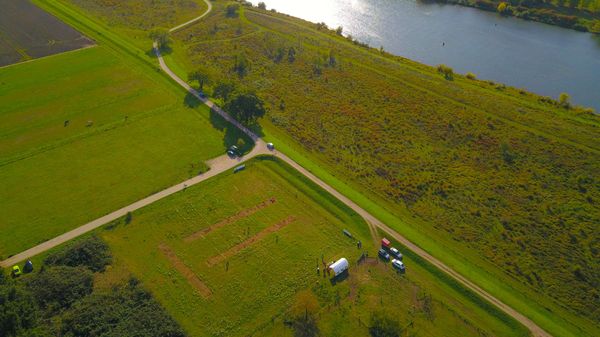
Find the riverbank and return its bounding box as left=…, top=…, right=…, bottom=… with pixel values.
left=431, top=0, right=600, bottom=33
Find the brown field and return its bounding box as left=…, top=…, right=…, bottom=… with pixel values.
left=0, top=0, right=93, bottom=66
left=158, top=243, right=212, bottom=298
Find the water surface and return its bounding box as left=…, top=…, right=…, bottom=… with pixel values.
left=250, top=0, right=600, bottom=109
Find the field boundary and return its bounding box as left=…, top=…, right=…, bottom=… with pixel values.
left=184, top=197, right=276, bottom=242
left=159, top=243, right=212, bottom=298
left=205, top=215, right=296, bottom=267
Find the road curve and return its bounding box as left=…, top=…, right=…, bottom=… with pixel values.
left=169, top=0, right=212, bottom=33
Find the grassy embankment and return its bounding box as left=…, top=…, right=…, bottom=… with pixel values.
left=97, top=157, right=529, bottom=337
left=0, top=0, right=252, bottom=258
left=160, top=3, right=599, bottom=337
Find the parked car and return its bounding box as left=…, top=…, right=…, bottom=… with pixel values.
left=227, top=145, right=240, bottom=157
left=378, top=248, right=390, bottom=261
left=389, top=247, right=403, bottom=260
left=12, top=265, right=22, bottom=277
left=266, top=142, right=275, bottom=150
left=392, top=259, right=405, bottom=272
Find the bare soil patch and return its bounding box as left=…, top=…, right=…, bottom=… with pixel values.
left=0, top=0, right=94, bottom=66
left=184, top=197, right=276, bottom=242
left=206, top=216, right=295, bottom=267
left=158, top=243, right=211, bottom=298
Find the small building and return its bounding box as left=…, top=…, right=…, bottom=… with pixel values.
left=328, top=258, right=349, bottom=277
left=381, top=238, right=391, bottom=248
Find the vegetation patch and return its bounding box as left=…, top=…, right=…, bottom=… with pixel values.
left=0, top=236, right=185, bottom=337
left=167, top=2, right=599, bottom=334
left=99, top=158, right=528, bottom=337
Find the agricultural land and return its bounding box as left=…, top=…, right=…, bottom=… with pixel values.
left=0, top=0, right=93, bottom=66
left=0, top=3, right=252, bottom=258
left=97, top=157, right=529, bottom=337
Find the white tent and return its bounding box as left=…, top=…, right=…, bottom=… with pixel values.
left=328, top=258, right=349, bottom=277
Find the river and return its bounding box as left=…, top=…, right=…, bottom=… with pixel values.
left=248, top=0, right=600, bottom=110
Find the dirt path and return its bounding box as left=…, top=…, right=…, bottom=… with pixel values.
left=184, top=197, right=276, bottom=242
left=205, top=216, right=295, bottom=267
left=169, top=0, right=213, bottom=33
left=159, top=243, right=212, bottom=298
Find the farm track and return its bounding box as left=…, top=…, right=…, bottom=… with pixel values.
left=184, top=197, right=277, bottom=243
left=0, top=1, right=552, bottom=336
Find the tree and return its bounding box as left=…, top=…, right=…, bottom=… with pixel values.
left=369, top=311, right=401, bottom=337
left=149, top=29, right=171, bottom=50
left=226, top=4, right=240, bottom=17
left=288, top=47, right=297, bottom=62
left=213, top=81, right=236, bottom=101
left=257, top=2, right=267, bottom=10
left=44, top=236, right=112, bottom=272
left=225, top=92, right=266, bottom=125
left=336, top=26, right=344, bottom=35
left=234, top=53, right=250, bottom=76
left=559, top=92, right=571, bottom=108
left=188, top=70, right=210, bottom=91
left=288, top=290, right=319, bottom=337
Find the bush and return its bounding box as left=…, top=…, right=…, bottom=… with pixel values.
left=26, top=266, right=93, bottom=312
left=226, top=4, right=240, bottom=17
left=559, top=92, right=571, bottom=109
left=60, top=280, right=185, bottom=337
left=0, top=281, right=39, bottom=336
left=436, top=64, right=454, bottom=80
left=257, top=2, right=266, bottom=10
left=44, top=236, right=112, bottom=272
left=369, top=310, right=401, bottom=337
left=465, top=72, right=477, bottom=80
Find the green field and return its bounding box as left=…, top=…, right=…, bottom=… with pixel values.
left=0, top=42, right=234, bottom=257
left=159, top=3, right=599, bottom=336
left=2, top=0, right=598, bottom=336
left=98, top=157, right=528, bottom=337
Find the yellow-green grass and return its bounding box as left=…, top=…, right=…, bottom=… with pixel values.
left=0, top=43, right=229, bottom=258
left=64, top=0, right=209, bottom=51
left=98, top=157, right=528, bottom=337
left=28, top=0, right=599, bottom=336
left=164, top=3, right=600, bottom=336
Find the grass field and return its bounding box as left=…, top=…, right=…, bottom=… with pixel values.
left=0, top=0, right=93, bottom=66
left=0, top=41, right=242, bottom=258
left=5, top=0, right=598, bottom=336
left=160, top=3, right=600, bottom=336
left=97, top=157, right=528, bottom=337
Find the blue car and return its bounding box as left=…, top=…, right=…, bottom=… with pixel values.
left=378, top=248, right=390, bottom=261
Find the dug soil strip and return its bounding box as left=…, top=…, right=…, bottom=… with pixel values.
left=158, top=243, right=212, bottom=298
left=184, top=197, right=277, bottom=243
left=206, top=216, right=295, bottom=267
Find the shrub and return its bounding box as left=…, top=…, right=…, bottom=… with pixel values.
left=465, top=72, right=477, bottom=80
left=559, top=92, right=571, bottom=109
left=335, top=26, right=343, bottom=35
left=60, top=280, right=185, bottom=337
left=257, top=2, right=266, bottom=10
left=436, top=64, right=454, bottom=80
left=226, top=4, right=240, bottom=17
left=0, top=280, right=39, bottom=336
left=44, top=236, right=112, bottom=272
left=369, top=310, right=401, bottom=337
left=26, top=266, right=93, bottom=312
left=497, top=2, right=510, bottom=14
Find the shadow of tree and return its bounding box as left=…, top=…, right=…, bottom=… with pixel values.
left=208, top=106, right=255, bottom=155
left=146, top=45, right=173, bottom=59
left=184, top=92, right=202, bottom=109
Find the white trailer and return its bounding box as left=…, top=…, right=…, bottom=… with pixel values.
left=328, top=258, right=349, bottom=277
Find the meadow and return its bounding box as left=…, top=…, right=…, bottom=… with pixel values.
left=164, top=3, right=599, bottom=336
left=98, top=157, right=529, bottom=337
left=0, top=42, right=237, bottom=258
